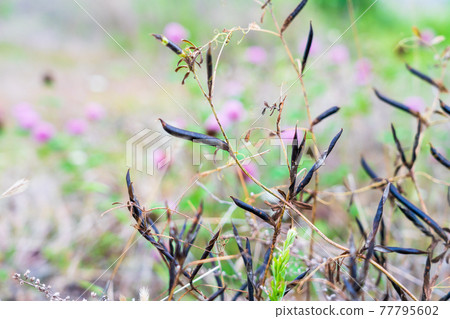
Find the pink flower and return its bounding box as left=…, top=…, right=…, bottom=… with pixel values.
left=404, top=96, right=425, bottom=113
left=33, top=122, right=55, bottom=143
left=355, top=58, right=372, bottom=86
left=163, top=22, right=188, bottom=44
left=153, top=149, right=171, bottom=170
left=246, top=46, right=267, bottom=65
left=223, top=100, right=245, bottom=122
left=241, top=162, right=259, bottom=182
left=419, top=29, right=435, bottom=45
left=13, top=102, right=40, bottom=130
left=328, top=44, right=350, bottom=64
left=205, top=113, right=230, bottom=135
left=85, top=102, right=105, bottom=121
left=66, top=119, right=88, bottom=135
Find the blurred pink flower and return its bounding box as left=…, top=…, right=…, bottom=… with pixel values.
left=420, top=29, right=435, bottom=45
left=223, top=100, right=245, bottom=122
left=329, top=44, right=350, bottom=64
left=33, top=122, right=55, bottom=143
left=163, top=22, right=188, bottom=44
left=404, top=96, right=425, bottom=113
left=153, top=149, right=171, bottom=171
left=241, top=162, right=259, bottom=182
left=355, top=58, right=372, bottom=86
left=246, top=46, right=267, bottom=65
left=13, top=102, right=40, bottom=130
left=280, top=128, right=297, bottom=141
left=205, top=113, right=230, bottom=135
left=85, top=102, right=106, bottom=121
left=225, top=81, right=244, bottom=97
left=66, top=119, right=88, bottom=135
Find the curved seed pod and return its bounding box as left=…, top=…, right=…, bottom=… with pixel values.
left=232, top=247, right=271, bottom=301
left=289, top=129, right=306, bottom=197
left=159, top=119, right=230, bottom=152
left=209, top=254, right=225, bottom=301
left=152, top=34, right=186, bottom=57
left=206, top=44, right=213, bottom=98
left=311, top=106, right=340, bottom=126
left=280, top=0, right=308, bottom=33
left=397, top=206, right=435, bottom=239
left=406, top=64, right=448, bottom=93
left=348, top=234, right=358, bottom=289
left=439, top=291, right=450, bottom=301
left=183, top=203, right=203, bottom=257
left=374, top=246, right=427, bottom=255
left=374, top=89, right=420, bottom=118
left=295, top=129, right=343, bottom=195
left=360, top=185, right=390, bottom=287
left=410, top=119, right=422, bottom=168
left=207, top=285, right=227, bottom=301
left=231, top=223, right=254, bottom=301
left=126, top=170, right=159, bottom=234
left=430, top=143, right=450, bottom=169
left=230, top=196, right=275, bottom=227
left=189, top=229, right=221, bottom=283
left=390, top=124, right=408, bottom=167
left=344, top=277, right=359, bottom=301
left=245, top=238, right=255, bottom=301
left=360, top=157, right=381, bottom=181
left=301, top=21, right=313, bottom=73
left=439, top=99, right=450, bottom=115
left=389, top=184, right=448, bottom=242
left=284, top=268, right=310, bottom=296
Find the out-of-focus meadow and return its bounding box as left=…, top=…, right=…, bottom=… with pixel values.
left=0, top=0, right=449, bottom=300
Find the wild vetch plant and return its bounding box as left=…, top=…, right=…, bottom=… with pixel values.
left=12, top=1, right=449, bottom=301
left=269, top=228, right=297, bottom=301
